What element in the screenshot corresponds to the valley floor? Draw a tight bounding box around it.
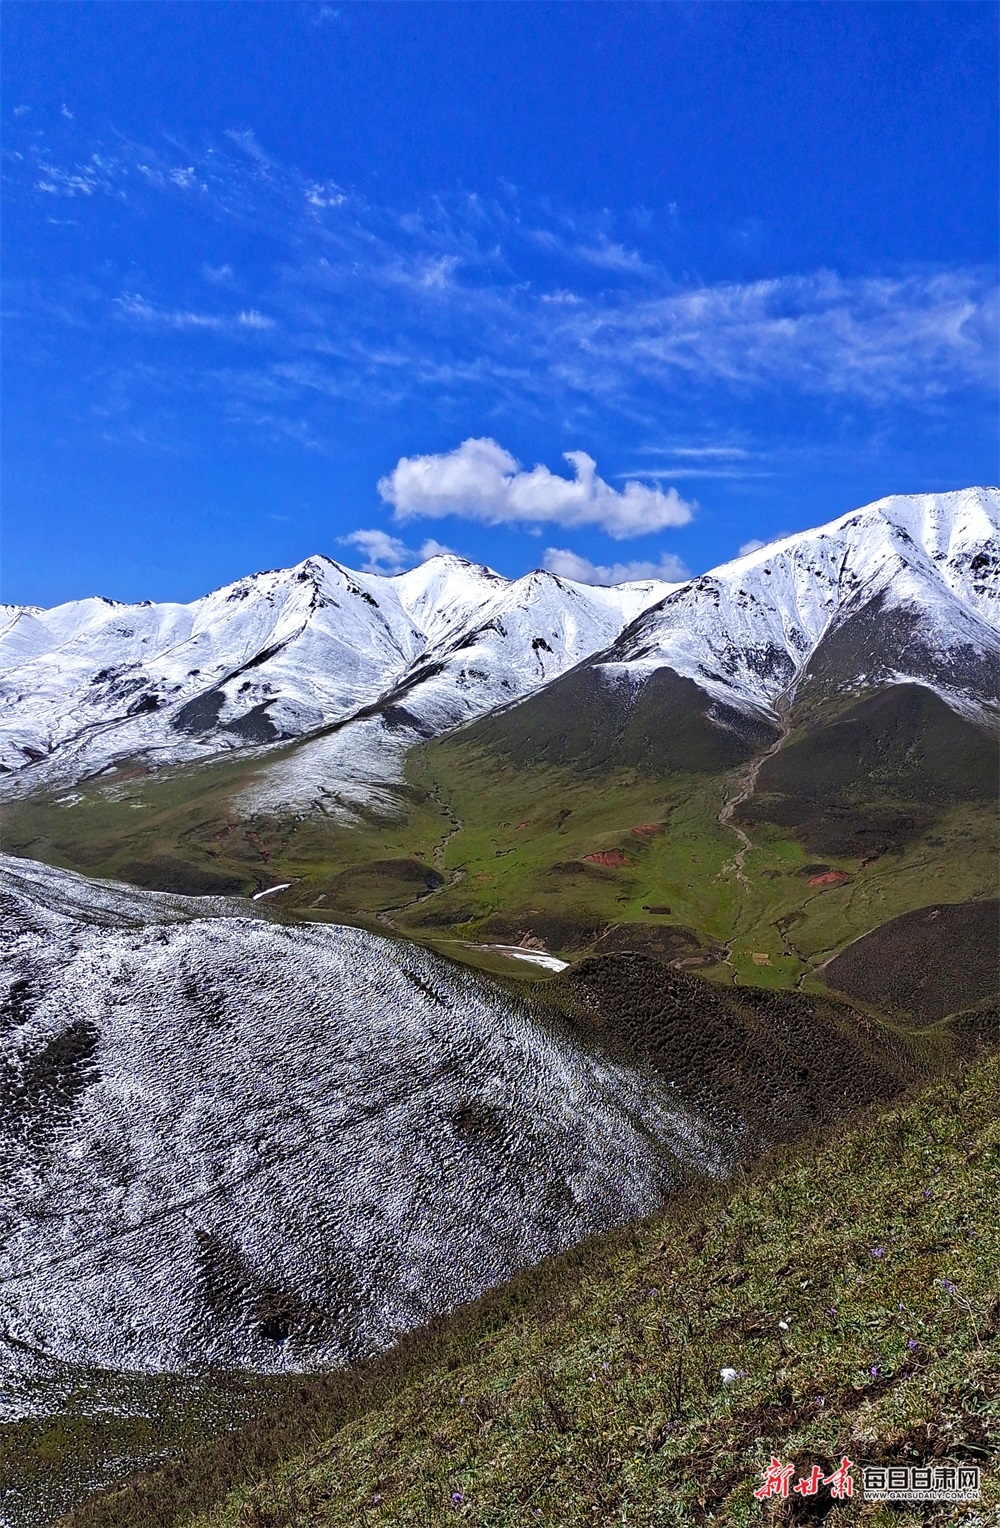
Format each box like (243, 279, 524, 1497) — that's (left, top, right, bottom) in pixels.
(3, 731, 996, 1005)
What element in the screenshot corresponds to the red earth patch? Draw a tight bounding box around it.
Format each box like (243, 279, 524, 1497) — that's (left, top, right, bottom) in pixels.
(584, 850, 631, 867)
(808, 870, 851, 887)
(631, 823, 664, 837)
(516, 820, 530, 830)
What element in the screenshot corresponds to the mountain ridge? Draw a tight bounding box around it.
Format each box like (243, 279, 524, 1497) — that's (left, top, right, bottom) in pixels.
(0, 553, 676, 802)
(1, 488, 997, 820)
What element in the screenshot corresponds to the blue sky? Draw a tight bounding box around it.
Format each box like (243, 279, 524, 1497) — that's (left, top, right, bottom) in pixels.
(3, 1, 997, 606)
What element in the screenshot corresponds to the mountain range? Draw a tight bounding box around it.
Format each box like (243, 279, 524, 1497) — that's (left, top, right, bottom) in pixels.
(2, 488, 997, 822)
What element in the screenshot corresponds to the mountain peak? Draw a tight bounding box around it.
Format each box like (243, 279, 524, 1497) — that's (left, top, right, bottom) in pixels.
(1, 488, 996, 801)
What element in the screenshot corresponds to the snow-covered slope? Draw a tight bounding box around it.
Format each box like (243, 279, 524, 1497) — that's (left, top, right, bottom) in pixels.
(2, 489, 997, 815)
(592, 486, 1000, 724)
(0, 554, 672, 802)
(0, 855, 719, 1398)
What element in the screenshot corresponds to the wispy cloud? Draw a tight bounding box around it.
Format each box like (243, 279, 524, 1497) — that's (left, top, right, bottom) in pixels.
(529, 226, 655, 277)
(651, 445, 751, 460)
(543, 546, 690, 585)
(113, 294, 274, 333)
(559, 271, 998, 403)
(34, 151, 122, 198)
(379, 438, 695, 539)
(9, 124, 998, 454)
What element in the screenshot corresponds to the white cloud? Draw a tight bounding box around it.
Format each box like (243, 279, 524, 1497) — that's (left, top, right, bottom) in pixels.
(379, 438, 695, 541)
(337, 529, 458, 573)
(305, 180, 346, 209)
(338, 529, 412, 573)
(543, 547, 690, 586)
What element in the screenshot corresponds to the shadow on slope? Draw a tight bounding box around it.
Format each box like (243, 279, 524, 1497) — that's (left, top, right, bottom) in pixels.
(542, 954, 942, 1158)
(456, 664, 779, 776)
(736, 683, 998, 858)
(792, 588, 1000, 719)
(824, 898, 1000, 1023)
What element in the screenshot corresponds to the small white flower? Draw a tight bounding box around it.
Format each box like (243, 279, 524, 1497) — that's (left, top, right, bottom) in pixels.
(720, 1366, 739, 1385)
(778, 1320, 789, 1330)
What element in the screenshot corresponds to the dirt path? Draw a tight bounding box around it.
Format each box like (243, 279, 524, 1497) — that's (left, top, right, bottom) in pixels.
(377, 784, 465, 931)
(430, 784, 464, 874)
(714, 682, 800, 984)
(717, 687, 796, 889)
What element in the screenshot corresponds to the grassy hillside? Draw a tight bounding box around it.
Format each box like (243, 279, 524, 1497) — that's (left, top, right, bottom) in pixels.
(825, 900, 1000, 1023)
(2, 681, 996, 998)
(54, 1045, 1000, 1528)
(737, 685, 999, 860)
(416, 734, 998, 991)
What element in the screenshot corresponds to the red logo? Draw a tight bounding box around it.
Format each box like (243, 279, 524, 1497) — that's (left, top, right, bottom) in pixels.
(755, 1456, 854, 1501)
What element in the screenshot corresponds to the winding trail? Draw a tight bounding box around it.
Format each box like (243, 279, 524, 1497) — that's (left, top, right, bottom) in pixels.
(715, 681, 799, 982)
(717, 687, 796, 888)
(377, 783, 465, 931)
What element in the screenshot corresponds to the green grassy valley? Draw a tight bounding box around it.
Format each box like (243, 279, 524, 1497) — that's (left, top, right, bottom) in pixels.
(3, 683, 997, 1006)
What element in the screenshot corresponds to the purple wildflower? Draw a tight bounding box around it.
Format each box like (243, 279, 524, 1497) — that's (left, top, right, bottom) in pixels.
(452, 1491, 465, 1507)
(870, 1247, 885, 1259)
(908, 1337, 918, 1351)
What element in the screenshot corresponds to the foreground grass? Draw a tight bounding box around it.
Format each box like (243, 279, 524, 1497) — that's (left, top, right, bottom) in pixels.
(61, 1050, 1000, 1528)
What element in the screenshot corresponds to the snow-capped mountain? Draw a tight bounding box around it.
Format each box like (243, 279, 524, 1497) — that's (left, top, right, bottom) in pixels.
(0, 553, 672, 804)
(1, 489, 997, 816)
(567, 486, 1000, 727)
